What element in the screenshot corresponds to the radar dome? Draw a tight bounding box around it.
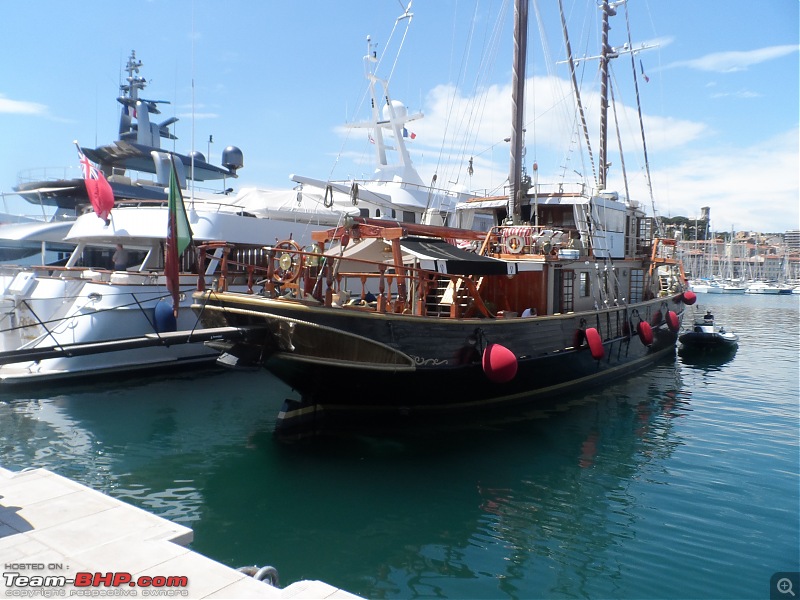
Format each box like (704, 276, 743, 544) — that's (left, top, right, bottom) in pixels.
(222, 146, 244, 174)
(382, 100, 407, 123)
(189, 150, 206, 163)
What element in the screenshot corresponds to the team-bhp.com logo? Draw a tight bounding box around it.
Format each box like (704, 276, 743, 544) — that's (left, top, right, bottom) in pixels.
(3, 566, 189, 597)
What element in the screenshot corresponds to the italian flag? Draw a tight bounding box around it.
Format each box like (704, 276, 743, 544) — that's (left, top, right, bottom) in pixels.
(165, 159, 193, 317)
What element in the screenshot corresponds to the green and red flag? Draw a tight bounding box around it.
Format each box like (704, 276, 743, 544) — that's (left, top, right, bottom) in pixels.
(165, 158, 193, 317)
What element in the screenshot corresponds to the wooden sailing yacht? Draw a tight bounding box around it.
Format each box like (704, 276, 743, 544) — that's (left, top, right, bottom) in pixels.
(190, 0, 696, 436)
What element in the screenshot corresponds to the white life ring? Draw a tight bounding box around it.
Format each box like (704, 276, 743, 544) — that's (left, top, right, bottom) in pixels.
(506, 234, 525, 254)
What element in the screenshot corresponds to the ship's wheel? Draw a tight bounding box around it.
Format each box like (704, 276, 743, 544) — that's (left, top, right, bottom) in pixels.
(271, 240, 303, 284)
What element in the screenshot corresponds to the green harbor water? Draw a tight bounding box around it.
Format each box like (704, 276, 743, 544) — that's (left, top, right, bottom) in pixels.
(1, 293, 798, 599)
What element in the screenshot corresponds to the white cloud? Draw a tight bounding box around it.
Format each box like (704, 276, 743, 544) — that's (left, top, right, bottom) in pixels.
(407, 74, 708, 197)
(667, 44, 800, 73)
(330, 70, 797, 234)
(0, 95, 47, 115)
(638, 129, 800, 233)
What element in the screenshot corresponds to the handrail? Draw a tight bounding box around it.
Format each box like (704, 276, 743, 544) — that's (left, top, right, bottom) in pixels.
(196, 242, 494, 318)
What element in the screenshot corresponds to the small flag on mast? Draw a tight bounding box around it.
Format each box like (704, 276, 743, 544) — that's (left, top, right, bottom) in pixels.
(640, 60, 650, 83)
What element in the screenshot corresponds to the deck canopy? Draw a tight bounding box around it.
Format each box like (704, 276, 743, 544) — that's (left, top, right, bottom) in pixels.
(399, 237, 508, 275)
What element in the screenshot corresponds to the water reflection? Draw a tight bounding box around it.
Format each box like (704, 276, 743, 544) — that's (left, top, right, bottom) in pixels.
(186, 360, 688, 597)
(678, 344, 738, 369)
(0, 369, 286, 525)
(1, 294, 794, 599)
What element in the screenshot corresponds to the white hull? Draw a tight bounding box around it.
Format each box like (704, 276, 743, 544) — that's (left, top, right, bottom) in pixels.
(690, 283, 746, 294)
(745, 283, 782, 294)
(0, 200, 312, 384)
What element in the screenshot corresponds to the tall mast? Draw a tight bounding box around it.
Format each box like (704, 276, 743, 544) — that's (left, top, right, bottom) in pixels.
(507, 0, 528, 224)
(598, 1, 617, 191)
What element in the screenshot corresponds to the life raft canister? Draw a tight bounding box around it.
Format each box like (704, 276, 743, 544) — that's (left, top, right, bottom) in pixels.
(482, 343, 518, 383)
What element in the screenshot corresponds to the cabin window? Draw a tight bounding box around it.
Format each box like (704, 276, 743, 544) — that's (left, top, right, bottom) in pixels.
(402, 211, 416, 223)
(359, 208, 370, 218)
(376, 209, 381, 217)
(579, 272, 591, 297)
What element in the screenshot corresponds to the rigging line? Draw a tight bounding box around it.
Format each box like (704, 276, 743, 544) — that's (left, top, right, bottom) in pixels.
(528, 0, 551, 168)
(608, 79, 632, 204)
(328, 14, 403, 183)
(386, 7, 414, 85)
(435, 0, 505, 193)
(558, 0, 597, 188)
(453, 0, 510, 187)
(374, 8, 402, 81)
(6, 292, 177, 338)
(446, 0, 509, 195)
(432, 0, 481, 184)
(622, 1, 662, 236)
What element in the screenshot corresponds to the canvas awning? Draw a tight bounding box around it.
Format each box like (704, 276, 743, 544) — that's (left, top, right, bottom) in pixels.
(399, 237, 509, 275)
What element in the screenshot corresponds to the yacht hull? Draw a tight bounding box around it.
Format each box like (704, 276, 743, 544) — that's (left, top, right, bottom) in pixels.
(196, 291, 682, 435)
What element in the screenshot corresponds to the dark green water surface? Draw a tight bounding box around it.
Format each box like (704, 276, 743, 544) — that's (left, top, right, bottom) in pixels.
(1, 294, 797, 599)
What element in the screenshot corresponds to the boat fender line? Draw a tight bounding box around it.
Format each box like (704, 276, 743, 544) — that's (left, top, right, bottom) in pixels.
(482, 343, 518, 383)
(637, 321, 654, 346)
(323, 184, 334, 208)
(651, 310, 662, 326)
(506, 234, 524, 254)
(585, 327, 604, 360)
(350, 182, 359, 205)
(680, 290, 697, 305)
(666, 310, 680, 332)
(237, 565, 279, 587)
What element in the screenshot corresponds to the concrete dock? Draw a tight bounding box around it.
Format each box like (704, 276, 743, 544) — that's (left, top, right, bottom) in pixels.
(0, 466, 361, 599)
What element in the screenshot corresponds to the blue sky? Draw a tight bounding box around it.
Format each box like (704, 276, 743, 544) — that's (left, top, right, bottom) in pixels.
(1, 0, 798, 233)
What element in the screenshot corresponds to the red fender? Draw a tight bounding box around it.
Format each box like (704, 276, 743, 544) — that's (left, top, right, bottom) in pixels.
(637, 321, 654, 346)
(585, 327, 604, 360)
(651, 310, 663, 326)
(666, 310, 680, 332)
(682, 290, 697, 305)
(482, 343, 518, 383)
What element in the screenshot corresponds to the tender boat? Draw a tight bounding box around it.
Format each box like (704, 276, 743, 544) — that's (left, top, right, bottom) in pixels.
(191, 1, 696, 436)
(678, 310, 738, 351)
